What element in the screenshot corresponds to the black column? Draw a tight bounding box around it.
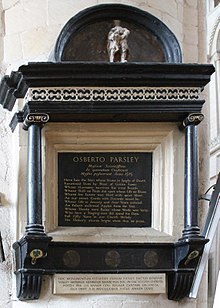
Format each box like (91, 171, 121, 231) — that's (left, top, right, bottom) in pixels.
(181, 113, 204, 239)
(24, 114, 49, 235)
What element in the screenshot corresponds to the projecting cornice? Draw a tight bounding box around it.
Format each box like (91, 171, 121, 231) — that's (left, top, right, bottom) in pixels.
(0, 62, 215, 111)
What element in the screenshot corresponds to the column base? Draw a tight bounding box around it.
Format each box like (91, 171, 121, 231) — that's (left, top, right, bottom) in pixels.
(25, 224, 46, 236)
(180, 226, 205, 241)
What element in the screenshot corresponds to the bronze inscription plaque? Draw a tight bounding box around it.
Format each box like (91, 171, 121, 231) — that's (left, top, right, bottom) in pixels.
(58, 152, 152, 227)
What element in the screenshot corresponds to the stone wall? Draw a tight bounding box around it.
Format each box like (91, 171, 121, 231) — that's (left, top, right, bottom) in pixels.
(0, 1, 210, 307)
(206, 1, 220, 307)
(1, 0, 201, 72)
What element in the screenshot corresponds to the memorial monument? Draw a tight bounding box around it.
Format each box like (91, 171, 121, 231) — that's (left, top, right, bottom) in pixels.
(0, 3, 216, 302)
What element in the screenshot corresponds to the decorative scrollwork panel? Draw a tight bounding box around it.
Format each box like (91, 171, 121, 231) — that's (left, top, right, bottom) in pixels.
(25, 87, 201, 103)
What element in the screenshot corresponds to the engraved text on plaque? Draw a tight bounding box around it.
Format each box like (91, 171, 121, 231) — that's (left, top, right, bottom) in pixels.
(53, 273, 166, 294)
(58, 152, 152, 227)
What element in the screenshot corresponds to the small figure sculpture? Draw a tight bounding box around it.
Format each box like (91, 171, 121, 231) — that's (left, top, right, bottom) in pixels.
(107, 25, 130, 63)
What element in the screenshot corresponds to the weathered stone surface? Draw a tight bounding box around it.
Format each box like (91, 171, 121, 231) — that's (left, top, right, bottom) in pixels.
(4, 0, 47, 35)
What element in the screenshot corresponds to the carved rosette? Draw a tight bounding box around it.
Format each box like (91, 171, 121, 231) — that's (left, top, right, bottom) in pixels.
(23, 113, 50, 129)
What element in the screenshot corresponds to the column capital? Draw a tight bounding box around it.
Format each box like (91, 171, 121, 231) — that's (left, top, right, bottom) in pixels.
(182, 113, 204, 128)
(23, 113, 49, 130)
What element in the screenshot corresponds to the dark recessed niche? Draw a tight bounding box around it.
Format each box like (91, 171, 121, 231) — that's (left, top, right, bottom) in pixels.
(52, 4, 182, 63)
(62, 20, 165, 62)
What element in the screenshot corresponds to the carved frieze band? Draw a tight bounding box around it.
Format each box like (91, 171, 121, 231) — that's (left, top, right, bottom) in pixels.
(24, 87, 201, 103)
(23, 113, 50, 129)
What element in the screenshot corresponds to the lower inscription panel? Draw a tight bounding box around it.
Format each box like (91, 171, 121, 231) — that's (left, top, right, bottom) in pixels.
(58, 152, 152, 227)
(53, 273, 166, 294)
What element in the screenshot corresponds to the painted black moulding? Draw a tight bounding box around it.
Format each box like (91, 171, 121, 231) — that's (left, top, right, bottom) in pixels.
(0, 62, 215, 112)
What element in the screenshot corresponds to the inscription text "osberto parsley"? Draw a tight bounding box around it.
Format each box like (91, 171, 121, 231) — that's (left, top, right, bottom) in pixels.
(72, 156, 140, 163)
